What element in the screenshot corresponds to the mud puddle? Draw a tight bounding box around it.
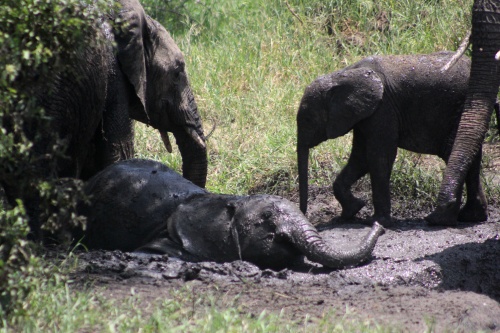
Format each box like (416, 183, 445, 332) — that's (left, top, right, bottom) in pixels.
(72, 212, 500, 332)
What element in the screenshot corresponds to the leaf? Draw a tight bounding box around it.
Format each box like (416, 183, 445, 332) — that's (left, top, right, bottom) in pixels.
(22, 50, 30, 60)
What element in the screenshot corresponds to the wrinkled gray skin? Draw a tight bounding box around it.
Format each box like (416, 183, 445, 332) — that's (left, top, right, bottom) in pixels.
(297, 52, 488, 227)
(1, 0, 207, 239)
(428, 0, 500, 225)
(4, 0, 206, 187)
(79, 159, 384, 270)
(46, 0, 207, 184)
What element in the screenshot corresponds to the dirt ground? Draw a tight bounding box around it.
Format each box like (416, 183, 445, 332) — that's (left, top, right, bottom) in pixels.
(71, 143, 500, 332)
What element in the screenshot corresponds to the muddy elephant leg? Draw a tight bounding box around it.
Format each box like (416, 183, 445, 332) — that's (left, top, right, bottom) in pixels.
(81, 69, 135, 179)
(101, 69, 135, 164)
(458, 150, 488, 222)
(333, 131, 368, 219)
(366, 136, 397, 227)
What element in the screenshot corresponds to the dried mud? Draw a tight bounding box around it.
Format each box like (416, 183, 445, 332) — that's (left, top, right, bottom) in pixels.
(71, 144, 500, 332)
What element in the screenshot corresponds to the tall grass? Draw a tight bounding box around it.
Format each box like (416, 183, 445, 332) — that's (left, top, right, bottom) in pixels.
(136, 0, 472, 197)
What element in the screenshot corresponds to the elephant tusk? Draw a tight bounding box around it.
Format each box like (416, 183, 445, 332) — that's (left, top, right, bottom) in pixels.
(441, 31, 470, 73)
(185, 127, 206, 149)
(160, 131, 173, 153)
(495, 50, 500, 61)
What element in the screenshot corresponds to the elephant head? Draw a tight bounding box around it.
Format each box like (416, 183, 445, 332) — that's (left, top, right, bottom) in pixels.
(297, 68, 384, 213)
(159, 194, 384, 269)
(114, 0, 207, 187)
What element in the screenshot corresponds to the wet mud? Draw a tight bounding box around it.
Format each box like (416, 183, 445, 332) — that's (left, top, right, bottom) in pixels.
(70, 143, 500, 332)
(72, 205, 500, 332)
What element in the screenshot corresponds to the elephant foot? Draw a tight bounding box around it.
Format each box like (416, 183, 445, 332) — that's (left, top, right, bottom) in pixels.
(340, 197, 365, 219)
(373, 215, 394, 228)
(426, 201, 459, 226)
(458, 202, 488, 223)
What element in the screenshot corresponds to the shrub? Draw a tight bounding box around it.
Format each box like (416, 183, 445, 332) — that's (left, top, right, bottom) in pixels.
(0, 0, 106, 317)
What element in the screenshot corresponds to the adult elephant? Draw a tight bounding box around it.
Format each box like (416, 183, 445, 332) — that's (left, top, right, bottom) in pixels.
(0, 0, 207, 240)
(33, 0, 207, 186)
(427, 0, 500, 225)
(78, 159, 384, 270)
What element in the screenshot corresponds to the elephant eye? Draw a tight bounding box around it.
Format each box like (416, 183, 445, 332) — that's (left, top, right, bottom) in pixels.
(173, 71, 181, 81)
(261, 210, 272, 219)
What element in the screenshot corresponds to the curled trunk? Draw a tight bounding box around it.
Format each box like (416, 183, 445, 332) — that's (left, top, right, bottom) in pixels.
(280, 220, 384, 269)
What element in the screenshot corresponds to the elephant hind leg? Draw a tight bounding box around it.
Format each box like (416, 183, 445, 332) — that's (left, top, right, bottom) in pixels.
(458, 150, 488, 223)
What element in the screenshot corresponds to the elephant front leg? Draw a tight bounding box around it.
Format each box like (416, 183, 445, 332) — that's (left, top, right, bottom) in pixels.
(366, 140, 397, 227)
(333, 133, 368, 219)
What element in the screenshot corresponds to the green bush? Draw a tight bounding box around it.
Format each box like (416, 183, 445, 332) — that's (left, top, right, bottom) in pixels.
(0, 203, 37, 318)
(0, 0, 107, 317)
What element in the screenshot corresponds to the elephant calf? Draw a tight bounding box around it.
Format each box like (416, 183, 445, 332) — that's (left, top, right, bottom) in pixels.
(78, 159, 384, 270)
(297, 51, 488, 226)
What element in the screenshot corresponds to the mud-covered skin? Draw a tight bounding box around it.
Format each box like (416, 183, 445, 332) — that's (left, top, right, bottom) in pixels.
(80, 159, 207, 252)
(297, 51, 487, 227)
(80, 159, 384, 269)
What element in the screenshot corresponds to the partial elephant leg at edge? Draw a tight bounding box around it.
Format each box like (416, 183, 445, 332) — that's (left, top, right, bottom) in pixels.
(458, 150, 488, 222)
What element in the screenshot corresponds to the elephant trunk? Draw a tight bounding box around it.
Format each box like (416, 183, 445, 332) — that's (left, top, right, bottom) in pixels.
(173, 89, 208, 188)
(437, 5, 500, 208)
(297, 145, 310, 214)
(179, 139, 207, 188)
(279, 218, 384, 269)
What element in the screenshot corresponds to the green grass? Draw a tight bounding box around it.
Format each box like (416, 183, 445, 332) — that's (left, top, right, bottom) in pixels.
(136, 0, 472, 196)
(4, 0, 488, 331)
(2, 261, 395, 333)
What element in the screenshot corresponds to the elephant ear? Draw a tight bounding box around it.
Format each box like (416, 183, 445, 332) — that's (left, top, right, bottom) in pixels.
(225, 200, 243, 260)
(326, 67, 383, 138)
(114, 0, 150, 121)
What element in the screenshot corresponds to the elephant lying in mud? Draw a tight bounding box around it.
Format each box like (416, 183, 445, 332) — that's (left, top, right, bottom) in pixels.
(297, 51, 487, 227)
(78, 159, 384, 269)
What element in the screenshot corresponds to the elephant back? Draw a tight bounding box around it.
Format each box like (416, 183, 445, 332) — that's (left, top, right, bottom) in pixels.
(80, 158, 207, 251)
(356, 52, 471, 155)
(355, 51, 470, 95)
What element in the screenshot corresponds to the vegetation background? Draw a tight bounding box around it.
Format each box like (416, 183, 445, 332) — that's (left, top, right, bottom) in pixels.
(3, 0, 495, 331)
(137, 0, 478, 201)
